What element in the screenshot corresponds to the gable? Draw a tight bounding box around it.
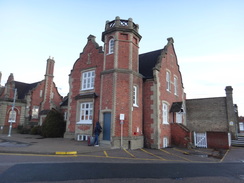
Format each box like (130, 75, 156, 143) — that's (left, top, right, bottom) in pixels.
(71, 35, 103, 73)
(139, 38, 184, 88)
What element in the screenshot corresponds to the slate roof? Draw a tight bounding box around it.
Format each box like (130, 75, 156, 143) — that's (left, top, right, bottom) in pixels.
(60, 95, 68, 107)
(14, 81, 41, 99)
(39, 110, 50, 115)
(139, 49, 163, 79)
(170, 102, 183, 113)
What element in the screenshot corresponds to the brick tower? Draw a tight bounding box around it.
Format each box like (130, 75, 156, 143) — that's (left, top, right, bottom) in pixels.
(225, 86, 238, 139)
(100, 17, 143, 149)
(41, 57, 55, 110)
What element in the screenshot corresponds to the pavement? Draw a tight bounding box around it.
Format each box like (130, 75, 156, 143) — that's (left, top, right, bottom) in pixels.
(0, 133, 112, 155)
(0, 133, 243, 163)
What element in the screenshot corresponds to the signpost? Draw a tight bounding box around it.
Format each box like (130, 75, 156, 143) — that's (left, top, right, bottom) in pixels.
(120, 114, 125, 148)
(8, 88, 17, 137)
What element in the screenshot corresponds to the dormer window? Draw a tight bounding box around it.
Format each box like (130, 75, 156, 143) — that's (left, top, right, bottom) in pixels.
(108, 38, 114, 54)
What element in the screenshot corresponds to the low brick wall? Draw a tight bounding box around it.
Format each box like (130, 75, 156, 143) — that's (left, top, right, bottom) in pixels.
(207, 131, 230, 149)
(171, 123, 191, 148)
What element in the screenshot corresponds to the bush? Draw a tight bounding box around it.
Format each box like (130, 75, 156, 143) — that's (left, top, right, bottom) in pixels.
(41, 109, 66, 138)
(18, 125, 31, 134)
(30, 125, 42, 135)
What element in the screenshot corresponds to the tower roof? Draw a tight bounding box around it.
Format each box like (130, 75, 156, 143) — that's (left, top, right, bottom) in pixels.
(102, 16, 141, 41)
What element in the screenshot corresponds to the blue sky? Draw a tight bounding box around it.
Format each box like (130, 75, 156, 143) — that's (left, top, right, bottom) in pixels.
(0, 0, 243, 116)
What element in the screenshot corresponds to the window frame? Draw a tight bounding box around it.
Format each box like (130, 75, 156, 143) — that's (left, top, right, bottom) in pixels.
(77, 102, 93, 124)
(64, 111, 67, 121)
(108, 38, 114, 54)
(32, 106, 39, 119)
(166, 71, 171, 92)
(162, 102, 169, 124)
(163, 137, 168, 148)
(176, 112, 182, 123)
(81, 70, 95, 91)
(133, 85, 138, 107)
(40, 90, 43, 98)
(174, 76, 178, 96)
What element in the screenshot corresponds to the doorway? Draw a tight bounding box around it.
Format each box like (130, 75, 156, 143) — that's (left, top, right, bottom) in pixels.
(103, 112, 111, 141)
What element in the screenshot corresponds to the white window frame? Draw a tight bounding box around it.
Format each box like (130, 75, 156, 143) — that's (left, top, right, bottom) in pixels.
(32, 106, 39, 119)
(81, 70, 95, 91)
(133, 85, 138, 107)
(174, 76, 178, 96)
(162, 103, 169, 124)
(108, 38, 114, 54)
(51, 92, 54, 99)
(64, 111, 67, 121)
(163, 137, 168, 148)
(176, 112, 182, 123)
(240, 122, 244, 131)
(166, 71, 171, 91)
(40, 90, 43, 97)
(77, 102, 93, 124)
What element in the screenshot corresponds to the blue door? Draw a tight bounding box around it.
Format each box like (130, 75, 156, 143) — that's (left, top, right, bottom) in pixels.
(103, 112, 111, 141)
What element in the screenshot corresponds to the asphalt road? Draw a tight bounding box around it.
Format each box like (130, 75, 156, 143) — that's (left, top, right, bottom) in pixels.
(0, 161, 244, 183)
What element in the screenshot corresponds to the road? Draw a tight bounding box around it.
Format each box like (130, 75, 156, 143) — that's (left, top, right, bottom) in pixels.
(0, 154, 244, 183)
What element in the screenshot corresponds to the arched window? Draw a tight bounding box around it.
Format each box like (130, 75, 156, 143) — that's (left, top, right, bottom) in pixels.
(108, 39, 114, 54)
(162, 102, 169, 124)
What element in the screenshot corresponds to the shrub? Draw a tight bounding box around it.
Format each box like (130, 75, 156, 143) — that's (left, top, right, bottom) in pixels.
(18, 125, 31, 134)
(41, 109, 66, 138)
(30, 125, 42, 135)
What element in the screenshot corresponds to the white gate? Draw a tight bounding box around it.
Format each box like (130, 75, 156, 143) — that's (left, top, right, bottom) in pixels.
(194, 132, 207, 148)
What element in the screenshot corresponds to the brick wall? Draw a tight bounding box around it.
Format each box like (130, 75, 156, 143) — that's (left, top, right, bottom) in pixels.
(186, 97, 228, 132)
(155, 43, 185, 148)
(66, 35, 104, 137)
(207, 132, 230, 149)
(171, 123, 191, 147)
(143, 80, 154, 148)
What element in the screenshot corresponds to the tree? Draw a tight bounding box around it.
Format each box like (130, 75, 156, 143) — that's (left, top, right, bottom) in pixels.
(41, 109, 66, 138)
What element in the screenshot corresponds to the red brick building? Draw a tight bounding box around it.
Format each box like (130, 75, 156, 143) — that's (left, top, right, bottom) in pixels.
(0, 57, 63, 133)
(64, 17, 186, 149)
